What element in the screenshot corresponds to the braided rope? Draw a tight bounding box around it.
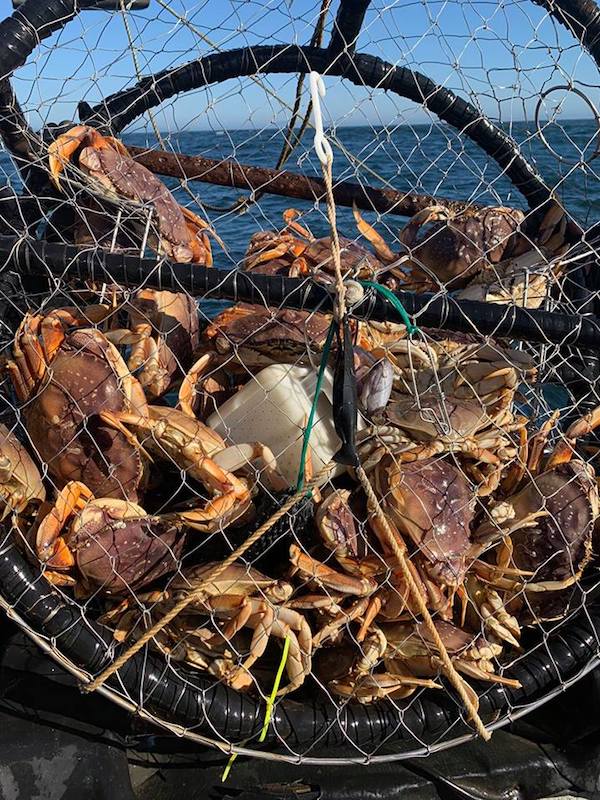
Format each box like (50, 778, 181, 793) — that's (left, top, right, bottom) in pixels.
(355, 465, 491, 740)
(83, 462, 334, 693)
(319, 143, 491, 740)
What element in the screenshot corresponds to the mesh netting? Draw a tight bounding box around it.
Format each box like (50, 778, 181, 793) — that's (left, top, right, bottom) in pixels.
(0, 0, 599, 764)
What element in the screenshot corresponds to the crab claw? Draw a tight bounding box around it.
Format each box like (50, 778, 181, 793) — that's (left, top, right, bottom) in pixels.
(547, 405, 600, 468)
(36, 481, 94, 567)
(398, 205, 451, 248)
(283, 208, 313, 240)
(180, 206, 225, 266)
(48, 125, 130, 189)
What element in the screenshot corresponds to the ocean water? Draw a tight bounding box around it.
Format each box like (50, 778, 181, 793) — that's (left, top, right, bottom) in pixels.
(1, 119, 598, 267)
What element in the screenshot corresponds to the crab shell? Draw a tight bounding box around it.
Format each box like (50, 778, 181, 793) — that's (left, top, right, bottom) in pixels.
(0, 423, 45, 513)
(207, 304, 332, 360)
(384, 620, 502, 663)
(22, 328, 147, 500)
(400, 206, 525, 287)
(244, 218, 381, 281)
(51, 125, 212, 265)
(508, 460, 598, 588)
(68, 498, 186, 594)
(300, 236, 382, 279)
(376, 456, 475, 587)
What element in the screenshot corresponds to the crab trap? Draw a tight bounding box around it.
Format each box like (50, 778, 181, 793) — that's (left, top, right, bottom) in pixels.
(0, 0, 599, 766)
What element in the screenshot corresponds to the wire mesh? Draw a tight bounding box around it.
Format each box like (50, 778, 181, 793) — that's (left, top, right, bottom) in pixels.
(0, 0, 599, 764)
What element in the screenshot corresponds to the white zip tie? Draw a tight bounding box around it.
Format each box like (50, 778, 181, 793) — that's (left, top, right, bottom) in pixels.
(309, 71, 333, 167)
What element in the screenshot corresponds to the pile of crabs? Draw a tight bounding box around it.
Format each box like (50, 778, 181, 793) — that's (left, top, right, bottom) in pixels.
(0, 124, 598, 708)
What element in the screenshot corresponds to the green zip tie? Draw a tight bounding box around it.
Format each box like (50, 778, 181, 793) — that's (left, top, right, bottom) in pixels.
(295, 319, 337, 491)
(221, 635, 291, 782)
(359, 280, 420, 336)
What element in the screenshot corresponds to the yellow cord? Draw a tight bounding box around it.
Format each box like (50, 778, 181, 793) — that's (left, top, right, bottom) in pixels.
(222, 635, 291, 782)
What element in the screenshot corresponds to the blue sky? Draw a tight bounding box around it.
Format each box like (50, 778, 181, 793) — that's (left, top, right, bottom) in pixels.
(6, 0, 600, 132)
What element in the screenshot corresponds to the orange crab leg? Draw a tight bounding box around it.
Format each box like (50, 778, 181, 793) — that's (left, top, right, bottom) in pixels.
(95, 412, 154, 462)
(356, 594, 383, 642)
(547, 405, 600, 468)
(454, 660, 521, 689)
(352, 203, 397, 263)
(176, 473, 251, 532)
(178, 353, 215, 417)
(7, 358, 34, 402)
(48, 125, 128, 188)
(527, 410, 560, 474)
(104, 324, 166, 397)
(180, 205, 225, 266)
(11, 314, 46, 393)
(247, 243, 303, 267)
(36, 481, 94, 566)
(290, 544, 378, 597)
(283, 208, 313, 240)
(501, 423, 529, 495)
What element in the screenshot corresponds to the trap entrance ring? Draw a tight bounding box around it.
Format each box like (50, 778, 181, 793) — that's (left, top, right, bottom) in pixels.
(0, 0, 599, 763)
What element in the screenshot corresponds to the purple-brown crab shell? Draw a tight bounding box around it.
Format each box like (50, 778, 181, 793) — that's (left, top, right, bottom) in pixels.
(70, 506, 185, 595)
(381, 457, 475, 586)
(405, 208, 523, 286)
(303, 236, 382, 276)
(81, 143, 197, 263)
(509, 460, 597, 586)
(213, 306, 331, 356)
(23, 329, 143, 500)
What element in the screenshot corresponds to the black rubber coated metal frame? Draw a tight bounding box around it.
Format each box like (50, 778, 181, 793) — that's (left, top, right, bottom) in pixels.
(0, 0, 600, 758)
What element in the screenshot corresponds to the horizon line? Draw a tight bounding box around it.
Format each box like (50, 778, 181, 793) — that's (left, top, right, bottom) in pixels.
(124, 116, 593, 134)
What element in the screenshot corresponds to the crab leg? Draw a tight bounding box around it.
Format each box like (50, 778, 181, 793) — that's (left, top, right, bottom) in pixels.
(178, 353, 216, 417)
(174, 459, 251, 532)
(453, 659, 521, 689)
(290, 544, 378, 597)
(313, 596, 371, 648)
(272, 608, 313, 696)
(213, 442, 289, 492)
(8, 315, 46, 399)
(501, 424, 529, 494)
(95, 412, 153, 462)
(36, 481, 94, 566)
(209, 595, 276, 674)
(547, 405, 600, 468)
(527, 410, 560, 474)
(248, 243, 304, 267)
(352, 203, 397, 263)
(105, 324, 166, 397)
(333, 670, 441, 702)
(282, 208, 313, 240)
(6, 360, 33, 403)
(180, 205, 225, 264)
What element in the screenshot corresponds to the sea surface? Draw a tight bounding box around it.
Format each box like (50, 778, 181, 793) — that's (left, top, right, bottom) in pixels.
(1, 119, 599, 268)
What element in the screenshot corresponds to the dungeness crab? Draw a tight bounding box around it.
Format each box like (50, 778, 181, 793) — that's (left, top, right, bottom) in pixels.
(354, 201, 567, 291)
(48, 125, 216, 264)
(7, 309, 148, 500)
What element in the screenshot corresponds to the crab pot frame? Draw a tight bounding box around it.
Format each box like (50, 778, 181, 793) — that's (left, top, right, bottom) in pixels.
(0, 0, 599, 763)
(1, 235, 599, 350)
